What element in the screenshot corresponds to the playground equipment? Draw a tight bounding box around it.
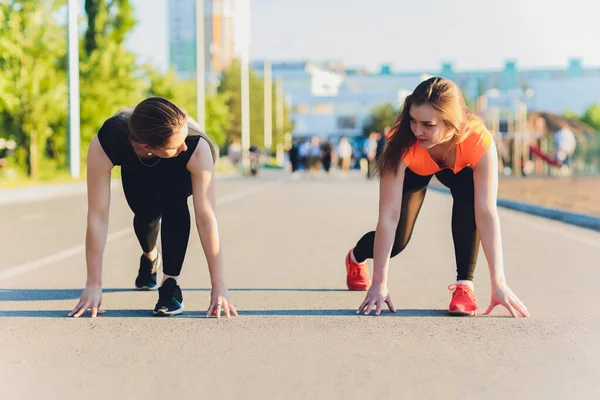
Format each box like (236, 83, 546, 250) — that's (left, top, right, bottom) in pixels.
(529, 144, 562, 168)
(480, 100, 566, 177)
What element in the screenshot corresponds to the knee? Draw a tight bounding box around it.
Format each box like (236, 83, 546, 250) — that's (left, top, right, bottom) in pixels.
(134, 214, 161, 227)
(453, 198, 477, 220)
(160, 200, 190, 221)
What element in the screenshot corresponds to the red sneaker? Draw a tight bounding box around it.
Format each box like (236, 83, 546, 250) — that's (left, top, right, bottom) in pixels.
(448, 284, 477, 316)
(345, 249, 370, 291)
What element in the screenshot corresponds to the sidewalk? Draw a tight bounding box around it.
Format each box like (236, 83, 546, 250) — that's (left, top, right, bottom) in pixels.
(2, 172, 599, 400)
(0, 172, 240, 205)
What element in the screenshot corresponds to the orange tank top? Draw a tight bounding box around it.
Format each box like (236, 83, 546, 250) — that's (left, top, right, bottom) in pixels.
(401, 120, 493, 176)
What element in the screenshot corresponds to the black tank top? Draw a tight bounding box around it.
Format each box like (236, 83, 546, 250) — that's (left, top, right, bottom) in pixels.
(96, 115, 203, 196)
(97, 115, 202, 167)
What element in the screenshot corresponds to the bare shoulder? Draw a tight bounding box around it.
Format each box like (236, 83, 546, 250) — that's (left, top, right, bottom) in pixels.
(187, 137, 215, 176)
(88, 136, 114, 172)
(380, 160, 406, 188)
(473, 140, 498, 175)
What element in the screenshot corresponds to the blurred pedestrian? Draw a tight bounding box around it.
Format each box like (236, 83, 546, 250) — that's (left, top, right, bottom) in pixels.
(364, 132, 378, 179)
(321, 139, 333, 175)
(337, 136, 353, 173)
(554, 123, 577, 169)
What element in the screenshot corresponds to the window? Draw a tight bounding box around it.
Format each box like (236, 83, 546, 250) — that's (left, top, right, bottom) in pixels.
(296, 104, 310, 115)
(337, 116, 356, 130)
(312, 103, 334, 115)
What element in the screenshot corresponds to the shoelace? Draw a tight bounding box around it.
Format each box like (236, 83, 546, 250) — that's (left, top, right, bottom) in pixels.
(350, 265, 365, 276)
(448, 284, 476, 302)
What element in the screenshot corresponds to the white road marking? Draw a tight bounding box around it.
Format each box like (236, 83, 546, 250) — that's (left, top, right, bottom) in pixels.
(0, 180, 280, 281)
(19, 213, 45, 221)
(509, 213, 600, 249)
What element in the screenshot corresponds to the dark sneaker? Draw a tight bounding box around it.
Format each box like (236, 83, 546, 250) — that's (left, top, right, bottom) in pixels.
(135, 253, 161, 290)
(153, 278, 184, 316)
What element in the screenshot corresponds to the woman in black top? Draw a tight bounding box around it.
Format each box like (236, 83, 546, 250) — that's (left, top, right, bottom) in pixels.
(69, 97, 238, 318)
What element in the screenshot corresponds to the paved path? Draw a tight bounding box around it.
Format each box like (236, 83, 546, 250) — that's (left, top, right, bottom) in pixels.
(1, 170, 599, 399)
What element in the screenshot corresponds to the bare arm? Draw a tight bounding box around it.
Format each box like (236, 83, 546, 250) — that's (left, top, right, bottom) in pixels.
(372, 162, 407, 285)
(472, 142, 505, 283)
(69, 136, 113, 317)
(85, 136, 113, 284)
(473, 141, 529, 317)
(188, 139, 224, 285)
(187, 139, 237, 318)
(359, 161, 406, 315)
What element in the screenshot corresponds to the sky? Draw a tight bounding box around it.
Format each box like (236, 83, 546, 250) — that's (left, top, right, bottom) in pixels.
(126, 0, 600, 73)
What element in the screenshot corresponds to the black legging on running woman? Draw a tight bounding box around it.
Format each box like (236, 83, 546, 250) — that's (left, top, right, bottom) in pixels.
(121, 164, 192, 277)
(352, 167, 480, 281)
(97, 116, 202, 277)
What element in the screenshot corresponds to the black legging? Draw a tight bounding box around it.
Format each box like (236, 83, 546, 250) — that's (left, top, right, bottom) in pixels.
(121, 165, 192, 277)
(353, 167, 480, 281)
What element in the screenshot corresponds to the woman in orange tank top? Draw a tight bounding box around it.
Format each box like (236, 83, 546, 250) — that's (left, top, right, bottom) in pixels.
(345, 77, 529, 318)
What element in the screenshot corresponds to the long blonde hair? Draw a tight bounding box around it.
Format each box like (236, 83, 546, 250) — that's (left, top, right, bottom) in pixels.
(378, 77, 481, 176)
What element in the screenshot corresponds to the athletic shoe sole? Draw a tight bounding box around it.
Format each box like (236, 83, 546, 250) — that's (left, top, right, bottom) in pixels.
(152, 304, 184, 317)
(347, 284, 369, 291)
(135, 285, 158, 291)
(448, 309, 477, 316)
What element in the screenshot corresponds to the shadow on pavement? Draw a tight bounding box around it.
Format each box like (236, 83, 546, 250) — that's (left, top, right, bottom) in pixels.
(0, 308, 453, 318)
(0, 287, 349, 301)
(238, 309, 450, 317)
(0, 288, 136, 301)
(0, 309, 151, 318)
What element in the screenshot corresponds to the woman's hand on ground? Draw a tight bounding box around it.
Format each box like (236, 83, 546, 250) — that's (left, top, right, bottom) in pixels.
(357, 283, 396, 316)
(206, 285, 238, 318)
(68, 283, 105, 318)
(484, 282, 529, 317)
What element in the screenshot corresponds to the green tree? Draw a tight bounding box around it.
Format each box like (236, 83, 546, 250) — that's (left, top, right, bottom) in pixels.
(79, 0, 145, 157)
(144, 67, 193, 107)
(204, 92, 231, 148)
(563, 109, 580, 120)
(218, 60, 263, 146)
(0, 1, 68, 178)
(145, 67, 230, 147)
(84, 0, 136, 54)
(217, 60, 293, 149)
(462, 90, 476, 110)
(363, 103, 398, 136)
(581, 104, 600, 131)
(0, 17, 20, 114)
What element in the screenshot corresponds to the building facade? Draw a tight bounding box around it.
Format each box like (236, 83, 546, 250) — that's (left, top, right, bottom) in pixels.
(168, 0, 239, 83)
(253, 58, 600, 138)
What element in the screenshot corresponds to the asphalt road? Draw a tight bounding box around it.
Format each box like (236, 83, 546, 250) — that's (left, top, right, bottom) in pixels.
(1, 170, 599, 399)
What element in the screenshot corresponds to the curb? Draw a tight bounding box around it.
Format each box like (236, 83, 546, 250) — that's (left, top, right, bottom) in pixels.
(428, 185, 600, 233)
(0, 181, 91, 205)
(0, 172, 242, 206)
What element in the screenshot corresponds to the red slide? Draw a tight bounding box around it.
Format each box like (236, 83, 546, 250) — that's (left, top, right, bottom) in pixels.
(529, 145, 562, 167)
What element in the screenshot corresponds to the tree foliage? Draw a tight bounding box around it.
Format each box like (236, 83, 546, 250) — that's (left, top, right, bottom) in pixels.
(363, 103, 398, 136)
(0, 1, 294, 180)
